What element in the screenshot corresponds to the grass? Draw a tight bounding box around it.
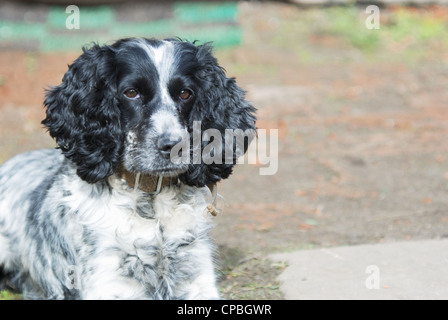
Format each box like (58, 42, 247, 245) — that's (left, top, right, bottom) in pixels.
(218, 258, 285, 300)
(266, 6, 448, 65)
(316, 7, 448, 52)
(0, 290, 21, 300)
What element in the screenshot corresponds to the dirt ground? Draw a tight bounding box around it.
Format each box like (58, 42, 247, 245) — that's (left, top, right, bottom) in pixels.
(1, 2, 448, 299)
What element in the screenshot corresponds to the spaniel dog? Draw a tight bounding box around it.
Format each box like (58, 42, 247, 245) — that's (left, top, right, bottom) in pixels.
(0, 38, 256, 299)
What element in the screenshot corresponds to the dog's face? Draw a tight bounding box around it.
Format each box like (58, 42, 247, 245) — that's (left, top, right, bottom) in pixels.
(43, 38, 256, 187)
(115, 39, 197, 177)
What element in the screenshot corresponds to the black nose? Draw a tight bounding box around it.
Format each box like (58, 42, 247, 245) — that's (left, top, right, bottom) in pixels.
(157, 134, 182, 159)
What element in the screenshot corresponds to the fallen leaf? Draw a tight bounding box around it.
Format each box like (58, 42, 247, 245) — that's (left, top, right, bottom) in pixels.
(295, 190, 307, 197)
(299, 223, 314, 230)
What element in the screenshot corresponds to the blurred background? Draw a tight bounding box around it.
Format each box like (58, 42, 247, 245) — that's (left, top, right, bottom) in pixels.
(1, 0, 447, 299)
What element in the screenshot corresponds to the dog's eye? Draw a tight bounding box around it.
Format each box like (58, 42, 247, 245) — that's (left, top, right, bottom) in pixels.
(124, 89, 140, 99)
(179, 89, 193, 101)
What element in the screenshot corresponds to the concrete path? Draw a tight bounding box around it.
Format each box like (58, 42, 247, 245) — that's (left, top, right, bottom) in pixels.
(270, 239, 448, 300)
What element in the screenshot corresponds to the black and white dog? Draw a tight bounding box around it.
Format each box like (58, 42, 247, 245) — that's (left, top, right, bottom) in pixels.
(0, 38, 256, 299)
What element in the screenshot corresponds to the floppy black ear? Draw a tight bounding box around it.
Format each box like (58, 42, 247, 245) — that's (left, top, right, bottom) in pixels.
(179, 42, 257, 187)
(42, 44, 122, 183)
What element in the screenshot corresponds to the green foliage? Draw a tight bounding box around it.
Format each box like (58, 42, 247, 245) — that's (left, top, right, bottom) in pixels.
(322, 6, 448, 53)
(0, 290, 21, 300)
(268, 6, 448, 64)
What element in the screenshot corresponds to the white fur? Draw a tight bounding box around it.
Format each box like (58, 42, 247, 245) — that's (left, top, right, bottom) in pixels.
(135, 40, 176, 106)
(151, 110, 186, 138)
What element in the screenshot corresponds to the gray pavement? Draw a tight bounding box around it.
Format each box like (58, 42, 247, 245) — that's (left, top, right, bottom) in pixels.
(270, 239, 448, 300)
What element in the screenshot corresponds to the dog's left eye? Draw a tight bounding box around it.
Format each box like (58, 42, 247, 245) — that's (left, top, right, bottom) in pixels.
(124, 88, 140, 99)
(179, 89, 193, 101)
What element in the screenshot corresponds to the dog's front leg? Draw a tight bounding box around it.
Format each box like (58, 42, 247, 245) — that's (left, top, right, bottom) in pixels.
(182, 241, 220, 300)
(75, 254, 147, 300)
(185, 273, 220, 300)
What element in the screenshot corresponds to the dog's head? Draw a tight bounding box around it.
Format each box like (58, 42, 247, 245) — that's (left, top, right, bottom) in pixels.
(43, 38, 256, 187)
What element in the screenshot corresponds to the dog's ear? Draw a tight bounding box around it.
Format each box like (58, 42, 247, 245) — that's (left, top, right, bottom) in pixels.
(179, 42, 257, 187)
(42, 44, 122, 183)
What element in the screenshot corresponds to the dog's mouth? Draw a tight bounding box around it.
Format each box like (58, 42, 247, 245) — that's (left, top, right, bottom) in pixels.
(147, 167, 188, 177)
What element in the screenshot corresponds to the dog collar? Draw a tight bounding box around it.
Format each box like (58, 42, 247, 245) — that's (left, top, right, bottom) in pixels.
(117, 165, 219, 216)
(115, 165, 218, 216)
(116, 165, 178, 195)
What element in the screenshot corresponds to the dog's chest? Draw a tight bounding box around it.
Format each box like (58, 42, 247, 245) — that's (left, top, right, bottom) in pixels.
(68, 181, 214, 293)
(74, 183, 211, 246)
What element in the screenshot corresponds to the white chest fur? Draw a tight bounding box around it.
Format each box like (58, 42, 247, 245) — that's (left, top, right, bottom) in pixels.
(60, 176, 218, 299)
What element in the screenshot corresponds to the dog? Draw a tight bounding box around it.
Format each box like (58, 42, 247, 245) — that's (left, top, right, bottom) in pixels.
(0, 38, 256, 299)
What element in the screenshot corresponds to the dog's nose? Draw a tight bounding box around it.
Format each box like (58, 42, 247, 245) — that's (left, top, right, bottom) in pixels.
(157, 134, 182, 159)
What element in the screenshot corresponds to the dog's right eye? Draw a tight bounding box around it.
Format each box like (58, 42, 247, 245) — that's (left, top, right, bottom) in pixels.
(179, 89, 193, 102)
(124, 89, 140, 99)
